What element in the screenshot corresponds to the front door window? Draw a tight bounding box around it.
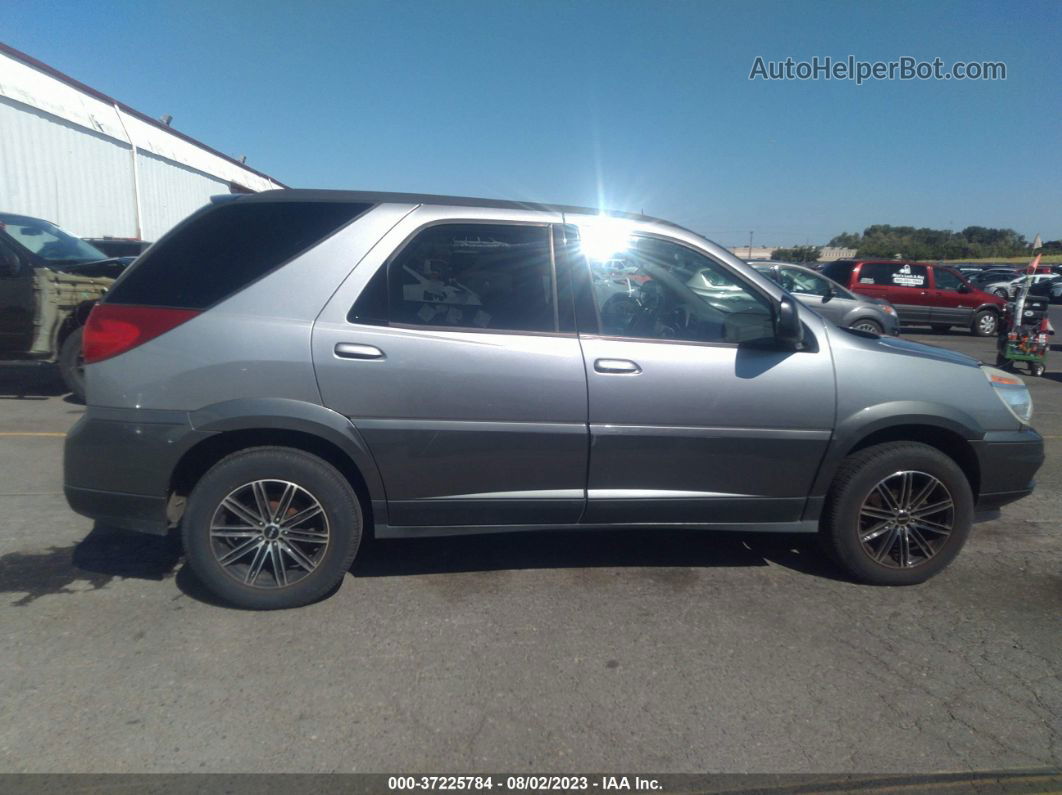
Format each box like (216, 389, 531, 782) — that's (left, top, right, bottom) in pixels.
(583, 234, 773, 344)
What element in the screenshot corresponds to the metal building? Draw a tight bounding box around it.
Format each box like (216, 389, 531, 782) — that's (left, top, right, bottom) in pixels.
(0, 43, 285, 242)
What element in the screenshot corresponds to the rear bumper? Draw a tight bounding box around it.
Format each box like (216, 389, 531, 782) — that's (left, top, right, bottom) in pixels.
(971, 428, 1045, 510)
(64, 485, 170, 535)
(63, 407, 212, 534)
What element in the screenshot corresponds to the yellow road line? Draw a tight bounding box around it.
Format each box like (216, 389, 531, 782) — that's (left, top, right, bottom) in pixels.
(0, 432, 68, 437)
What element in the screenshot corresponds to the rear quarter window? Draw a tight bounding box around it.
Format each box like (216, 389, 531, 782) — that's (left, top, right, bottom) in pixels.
(820, 261, 855, 285)
(105, 201, 371, 308)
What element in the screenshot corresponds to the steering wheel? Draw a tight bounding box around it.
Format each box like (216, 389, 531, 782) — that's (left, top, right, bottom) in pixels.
(599, 294, 642, 335)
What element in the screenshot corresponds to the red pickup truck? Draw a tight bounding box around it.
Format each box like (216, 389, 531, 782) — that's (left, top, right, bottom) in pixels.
(821, 259, 1006, 336)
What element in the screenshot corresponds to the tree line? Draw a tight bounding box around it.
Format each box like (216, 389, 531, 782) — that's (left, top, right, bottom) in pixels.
(770, 226, 1059, 263)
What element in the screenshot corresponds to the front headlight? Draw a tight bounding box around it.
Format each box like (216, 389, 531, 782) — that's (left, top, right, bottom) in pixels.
(982, 366, 1033, 424)
(880, 305, 897, 317)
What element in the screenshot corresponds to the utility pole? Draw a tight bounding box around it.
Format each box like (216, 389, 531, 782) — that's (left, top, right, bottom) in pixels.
(748, 230, 754, 259)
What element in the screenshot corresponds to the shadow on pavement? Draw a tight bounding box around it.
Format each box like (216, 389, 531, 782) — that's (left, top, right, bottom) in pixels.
(351, 528, 847, 582)
(0, 525, 182, 606)
(1, 524, 848, 609)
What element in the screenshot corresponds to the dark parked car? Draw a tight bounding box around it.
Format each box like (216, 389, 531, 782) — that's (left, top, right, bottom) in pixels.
(64, 191, 1043, 609)
(82, 237, 152, 259)
(0, 212, 121, 400)
(821, 259, 1006, 336)
(751, 261, 899, 335)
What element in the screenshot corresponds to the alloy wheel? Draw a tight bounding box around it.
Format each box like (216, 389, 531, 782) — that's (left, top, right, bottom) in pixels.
(979, 313, 997, 334)
(857, 470, 954, 568)
(208, 479, 330, 588)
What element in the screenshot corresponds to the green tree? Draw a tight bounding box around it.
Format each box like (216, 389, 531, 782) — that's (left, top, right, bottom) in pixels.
(826, 225, 1028, 260)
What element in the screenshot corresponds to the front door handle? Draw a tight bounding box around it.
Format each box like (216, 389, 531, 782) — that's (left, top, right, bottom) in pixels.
(334, 343, 385, 360)
(594, 358, 641, 374)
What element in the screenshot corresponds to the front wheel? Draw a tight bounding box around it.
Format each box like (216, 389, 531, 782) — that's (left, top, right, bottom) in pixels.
(820, 442, 973, 585)
(850, 318, 883, 335)
(58, 327, 86, 402)
(971, 309, 998, 337)
(182, 447, 362, 609)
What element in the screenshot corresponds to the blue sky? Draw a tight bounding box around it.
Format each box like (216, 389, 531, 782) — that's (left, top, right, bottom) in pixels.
(5, 0, 1060, 246)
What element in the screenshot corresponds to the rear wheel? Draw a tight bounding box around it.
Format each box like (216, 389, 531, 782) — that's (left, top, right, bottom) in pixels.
(970, 309, 998, 337)
(850, 318, 883, 335)
(182, 447, 362, 609)
(820, 442, 973, 585)
(58, 327, 86, 402)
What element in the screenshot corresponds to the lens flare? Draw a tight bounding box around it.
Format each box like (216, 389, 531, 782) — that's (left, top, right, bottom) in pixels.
(578, 217, 634, 262)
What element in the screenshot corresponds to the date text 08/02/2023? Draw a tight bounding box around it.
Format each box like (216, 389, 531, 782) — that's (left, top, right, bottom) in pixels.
(387, 775, 663, 791)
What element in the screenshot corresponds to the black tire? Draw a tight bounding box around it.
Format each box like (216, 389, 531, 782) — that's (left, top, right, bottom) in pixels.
(820, 442, 973, 585)
(970, 309, 998, 337)
(58, 326, 86, 402)
(849, 318, 883, 335)
(931, 324, 951, 332)
(182, 446, 362, 609)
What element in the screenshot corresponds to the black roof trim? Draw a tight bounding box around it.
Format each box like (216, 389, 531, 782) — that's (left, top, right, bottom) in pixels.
(238, 188, 685, 230)
(0, 42, 287, 189)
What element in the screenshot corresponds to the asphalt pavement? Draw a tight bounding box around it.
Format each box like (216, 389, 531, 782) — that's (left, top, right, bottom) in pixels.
(0, 315, 1058, 775)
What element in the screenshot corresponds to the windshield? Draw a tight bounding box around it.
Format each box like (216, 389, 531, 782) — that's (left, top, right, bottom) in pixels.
(0, 215, 107, 264)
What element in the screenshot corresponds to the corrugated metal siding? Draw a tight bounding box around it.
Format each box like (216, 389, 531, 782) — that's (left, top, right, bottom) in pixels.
(136, 150, 228, 241)
(0, 50, 282, 192)
(0, 48, 285, 242)
(0, 96, 138, 237)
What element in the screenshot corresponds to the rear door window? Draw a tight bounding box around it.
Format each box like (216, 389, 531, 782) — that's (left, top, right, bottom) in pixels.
(820, 260, 855, 285)
(106, 200, 371, 308)
(889, 264, 928, 287)
(857, 263, 928, 287)
(350, 223, 558, 333)
(855, 263, 896, 285)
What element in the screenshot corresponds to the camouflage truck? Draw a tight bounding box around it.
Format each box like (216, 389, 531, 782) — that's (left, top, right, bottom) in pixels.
(1, 213, 131, 402)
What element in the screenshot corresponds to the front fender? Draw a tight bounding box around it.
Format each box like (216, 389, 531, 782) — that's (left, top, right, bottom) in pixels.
(808, 400, 985, 499)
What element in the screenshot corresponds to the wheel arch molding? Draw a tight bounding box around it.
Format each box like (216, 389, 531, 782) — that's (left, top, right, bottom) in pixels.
(178, 398, 388, 522)
(809, 402, 984, 505)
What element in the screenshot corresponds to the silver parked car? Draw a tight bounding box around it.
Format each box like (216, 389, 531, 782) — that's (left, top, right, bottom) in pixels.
(64, 191, 1044, 609)
(750, 261, 899, 335)
(985, 273, 1062, 303)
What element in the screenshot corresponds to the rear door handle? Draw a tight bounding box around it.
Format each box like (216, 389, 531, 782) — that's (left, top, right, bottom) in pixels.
(594, 358, 641, 374)
(334, 343, 385, 360)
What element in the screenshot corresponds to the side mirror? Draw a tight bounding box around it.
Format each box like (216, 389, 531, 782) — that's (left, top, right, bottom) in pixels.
(775, 296, 804, 348)
(957, 283, 971, 293)
(821, 284, 834, 303)
(0, 249, 21, 277)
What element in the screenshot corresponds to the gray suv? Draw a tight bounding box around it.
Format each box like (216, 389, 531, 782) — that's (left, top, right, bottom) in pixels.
(64, 191, 1044, 609)
(751, 261, 900, 335)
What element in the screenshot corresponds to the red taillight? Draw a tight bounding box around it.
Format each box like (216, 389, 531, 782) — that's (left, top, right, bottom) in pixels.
(83, 304, 199, 364)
